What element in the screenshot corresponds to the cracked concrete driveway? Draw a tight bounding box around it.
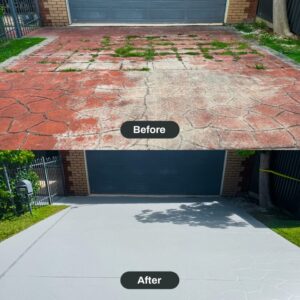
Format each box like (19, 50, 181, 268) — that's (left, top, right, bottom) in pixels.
(1, 197, 300, 300)
(0, 26, 300, 149)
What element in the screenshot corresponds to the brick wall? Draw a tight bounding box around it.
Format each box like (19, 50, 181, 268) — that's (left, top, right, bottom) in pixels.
(221, 151, 248, 197)
(39, 0, 69, 26)
(61, 151, 90, 196)
(226, 0, 259, 24)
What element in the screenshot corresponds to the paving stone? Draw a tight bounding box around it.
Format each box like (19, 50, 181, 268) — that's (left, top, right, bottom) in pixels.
(56, 63, 90, 71)
(0, 104, 27, 118)
(0, 118, 12, 134)
(29, 121, 68, 135)
(27, 100, 58, 113)
(153, 59, 186, 70)
(88, 62, 121, 71)
(276, 111, 300, 127)
(245, 113, 283, 130)
(255, 130, 296, 148)
(9, 114, 45, 133)
(23, 134, 56, 149)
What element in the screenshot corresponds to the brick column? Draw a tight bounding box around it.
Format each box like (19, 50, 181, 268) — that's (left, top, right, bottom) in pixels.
(39, 0, 69, 26)
(61, 151, 90, 196)
(221, 151, 248, 197)
(226, 0, 259, 24)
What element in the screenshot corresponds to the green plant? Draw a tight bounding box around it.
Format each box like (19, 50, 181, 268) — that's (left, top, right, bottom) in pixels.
(255, 63, 265, 70)
(146, 36, 160, 40)
(0, 151, 40, 219)
(253, 21, 268, 30)
(211, 40, 229, 49)
(199, 47, 213, 59)
(171, 47, 182, 61)
(101, 36, 110, 48)
(0, 5, 4, 17)
(114, 45, 155, 61)
(123, 67, 150, 72)
(0, 37, 45, 63)
(236, 150, 256, 158)
(234, 23, 254, 33)
(185, 51, 200, 56)
(0, 205, 68, 241)
(59, 68, 82, 72)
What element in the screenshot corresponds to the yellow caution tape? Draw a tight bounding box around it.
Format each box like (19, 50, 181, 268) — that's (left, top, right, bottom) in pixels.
(260, 169, 300, 183)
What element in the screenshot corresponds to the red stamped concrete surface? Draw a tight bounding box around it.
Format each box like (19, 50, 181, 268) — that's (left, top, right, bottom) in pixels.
(0, 26, 300, 150)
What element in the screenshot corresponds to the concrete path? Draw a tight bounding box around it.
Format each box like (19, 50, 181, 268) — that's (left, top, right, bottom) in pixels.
(0, 196, 300, 299)
(0, 26, 299, 149)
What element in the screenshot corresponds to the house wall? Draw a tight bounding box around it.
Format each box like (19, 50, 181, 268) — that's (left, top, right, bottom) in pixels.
(39, 0, 70, 26)
(39, 0, 258, 26)
(221, 151, 248, 197)
(226, 0, 259, 24)
(61, 151, 90, 196)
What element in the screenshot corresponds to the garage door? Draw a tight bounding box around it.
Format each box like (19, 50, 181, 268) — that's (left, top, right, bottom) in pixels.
(69, 0, 227, 23)
(86, 151, 225, 195)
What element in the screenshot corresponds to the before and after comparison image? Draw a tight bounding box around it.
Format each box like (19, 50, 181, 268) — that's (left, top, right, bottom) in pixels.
(0, 0, 300, 299)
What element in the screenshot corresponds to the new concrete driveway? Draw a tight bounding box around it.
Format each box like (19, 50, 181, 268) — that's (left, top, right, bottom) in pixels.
(0, 197, 300, 300)
(0, 26, 300, 149)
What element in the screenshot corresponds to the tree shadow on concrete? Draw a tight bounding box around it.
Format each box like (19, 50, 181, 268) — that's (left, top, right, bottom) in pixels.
(135, 201, 259, 228)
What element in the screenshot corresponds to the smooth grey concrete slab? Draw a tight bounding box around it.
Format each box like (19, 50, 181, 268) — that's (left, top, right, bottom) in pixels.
(0, 197, 300, 300)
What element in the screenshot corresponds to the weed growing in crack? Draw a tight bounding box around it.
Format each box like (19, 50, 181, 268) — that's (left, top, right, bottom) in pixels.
(210, 40, 229, 49)
(155, 41, 174, 46)
(4, 68, 25, 73)
(156, 52, 173, 56)
(255, 63, 266, 70)
(185, 51, 200, 56)
(219, 50, 241, 60)
(113, 45, 155, 61)
(38, 60, 58, 64)
(101, 36, 111, 48)
(123, 67, 150, 72)
(199, 47, 213, 59)
(59, 68, 82, 72)
(171, 47, 182, 61)
(145, 36, 160, 40)
(237, 42, 249, 50)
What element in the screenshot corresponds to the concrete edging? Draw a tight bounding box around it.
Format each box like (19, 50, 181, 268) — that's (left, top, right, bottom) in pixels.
(0, 36, 57, 69)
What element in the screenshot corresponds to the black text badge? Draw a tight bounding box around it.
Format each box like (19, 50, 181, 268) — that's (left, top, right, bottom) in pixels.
(121, 121, 179, 139)
(121, 271, 179, 289)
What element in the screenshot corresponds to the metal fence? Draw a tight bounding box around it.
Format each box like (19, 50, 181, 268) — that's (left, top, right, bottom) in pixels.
(0, 0, 40, 40)
(257, 0, 300, 35)
(2, 156, 65, 206)
(270, 151, 300, 218)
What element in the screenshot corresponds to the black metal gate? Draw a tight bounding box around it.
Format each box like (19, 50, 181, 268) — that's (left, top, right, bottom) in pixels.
(2, 156, 65, 206)
(287, 0, 300, 35)
(0, 0, 40, 40)
(270, 151, 300, 217)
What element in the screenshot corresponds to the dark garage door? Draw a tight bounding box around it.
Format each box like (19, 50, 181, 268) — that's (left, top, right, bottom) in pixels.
(86, 151, 225, 195)
(69, 0, 227, 23)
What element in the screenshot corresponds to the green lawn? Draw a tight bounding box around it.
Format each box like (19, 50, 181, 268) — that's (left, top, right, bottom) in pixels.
(0, 205, 68, 242)
(0, 37, 45, 63)
(252, 210, 300, 247)
(235, 22, 300, 64)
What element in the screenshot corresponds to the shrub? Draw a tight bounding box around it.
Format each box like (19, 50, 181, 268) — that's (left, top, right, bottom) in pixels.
(0, 151, 40, 219)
